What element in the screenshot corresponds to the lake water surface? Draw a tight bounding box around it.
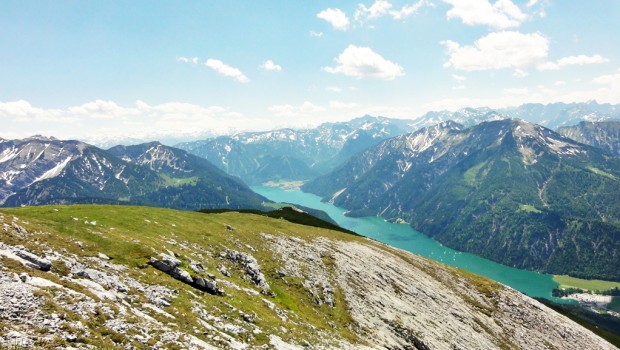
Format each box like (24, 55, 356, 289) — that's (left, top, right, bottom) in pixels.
(253, 185, 561, 300)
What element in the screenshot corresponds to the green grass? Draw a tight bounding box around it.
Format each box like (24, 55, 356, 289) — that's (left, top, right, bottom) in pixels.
(463, 161, 487, 186)
(553, 275, 620, 292)
(160, 174, 199, 187)
(517, 204, 542, 214)
(587, 167, 617, 180)
(0, 204, 364, 348)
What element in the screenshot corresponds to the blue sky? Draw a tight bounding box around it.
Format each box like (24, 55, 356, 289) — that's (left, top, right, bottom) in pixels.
(1, 0, 619, 142)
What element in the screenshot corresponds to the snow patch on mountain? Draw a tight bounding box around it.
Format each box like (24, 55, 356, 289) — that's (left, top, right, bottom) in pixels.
(31, 156, 72, 184)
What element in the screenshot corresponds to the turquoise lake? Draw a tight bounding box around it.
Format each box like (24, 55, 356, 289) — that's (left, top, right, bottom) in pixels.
(252, 185, 562, 300)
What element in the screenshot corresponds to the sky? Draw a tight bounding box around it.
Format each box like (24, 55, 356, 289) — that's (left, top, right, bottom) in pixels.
(1, 0, 620, 143)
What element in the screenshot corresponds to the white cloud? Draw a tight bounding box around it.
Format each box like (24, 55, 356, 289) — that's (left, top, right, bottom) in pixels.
(537, 54, 609, 71)
(176, 56, 200, 64)
(268, 101, 325, 117)
(422, 71, 620, 111)
(513, 69, 528, 78)
(205, 59, 250, 83)
(260, 60, 283, 72)
(391, 0, 433, 19)
(0, 100, 64, 122)
(504, 87, 529, 95)
(324, 45, 404, 80)
(355, 0, 431, 21)
(442, 31, 548, 71)
(452, 74, 466, 81)
(526, 0, 538, 7)
(329, 101, 359, 109)
(310, 30, 324, 38)
(327, 86, 343, 92)
(593, 69, 620, 86)
(355, 0, 393, 20)
(0, 99, 279, 142)
(317, 8, 350, 31)
(68, 100, 140, 118)
(444, 0, 528, 29)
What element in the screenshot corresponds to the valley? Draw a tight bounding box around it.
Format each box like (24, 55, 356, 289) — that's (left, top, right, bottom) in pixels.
(5, 2, 620, 348)
(253, 185, 561, 299)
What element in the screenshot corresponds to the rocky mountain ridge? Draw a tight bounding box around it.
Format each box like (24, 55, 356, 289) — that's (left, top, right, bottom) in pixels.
(0, 205, 614, 349)
(0, 138, 266, 210)
(558, 120, 620, 155)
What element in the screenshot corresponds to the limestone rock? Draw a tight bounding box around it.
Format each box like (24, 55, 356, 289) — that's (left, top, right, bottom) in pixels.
(14, 248, 52, 271)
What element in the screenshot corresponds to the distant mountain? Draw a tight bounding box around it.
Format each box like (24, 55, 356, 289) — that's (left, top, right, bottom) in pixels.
(0, 137, 267, 210)
(175, 115, 415, 184)
(557, 120, 620, 155)
(411, 102, 620, 131)
(304, 119, 620, 281)
(502, 102, 619, 129)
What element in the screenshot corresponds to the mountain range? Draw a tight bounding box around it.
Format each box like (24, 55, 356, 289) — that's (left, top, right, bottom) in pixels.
(0, 137, 266, 210)
(175, 115, 415, 184)
(411, 101, 620, 131)
(558, 120, 620, 155)
(304, 119, 620, 280)
(173, 102, 619, 186)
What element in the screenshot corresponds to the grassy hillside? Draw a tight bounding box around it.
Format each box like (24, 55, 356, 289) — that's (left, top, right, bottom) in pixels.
(0, 205, 614, 349)
(0, 205, 361, 348)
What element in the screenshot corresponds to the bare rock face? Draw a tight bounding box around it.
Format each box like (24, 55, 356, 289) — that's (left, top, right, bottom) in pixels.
(222, 249, 270, 291)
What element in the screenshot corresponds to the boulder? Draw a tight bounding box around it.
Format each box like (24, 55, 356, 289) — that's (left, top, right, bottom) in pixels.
(150, 254, 193, 284)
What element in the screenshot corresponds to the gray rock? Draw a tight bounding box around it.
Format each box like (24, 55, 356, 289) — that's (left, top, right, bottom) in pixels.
(14, 249, 52, 271)
(18, 273, 29, 282)
(194, 277, 224, 295)
(150, 253, 193, 285)
(217, 265, 231, 277)
(223, 250, 269, 290)
(97, 252, 110, 260)
(190, 261, 204, 274)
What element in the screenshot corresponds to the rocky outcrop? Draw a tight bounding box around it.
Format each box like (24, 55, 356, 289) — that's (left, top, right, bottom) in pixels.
(0, 243, 52, 271)
(221, 249, 270, 291)
(150, 252, 224, 296)
(150, 253, 193, 284)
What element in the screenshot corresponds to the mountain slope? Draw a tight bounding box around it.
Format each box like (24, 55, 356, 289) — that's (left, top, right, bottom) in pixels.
(0, 138, 267, 210)
(0, 205, 614, 349)
(175, 116, 414, 184)
(558, 120, 620, 155)
(304, 119, 620, 280)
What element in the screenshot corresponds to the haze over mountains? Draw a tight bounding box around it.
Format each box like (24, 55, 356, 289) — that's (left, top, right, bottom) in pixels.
(175, 115, 414, 184)
(2, 101, 620, 283)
